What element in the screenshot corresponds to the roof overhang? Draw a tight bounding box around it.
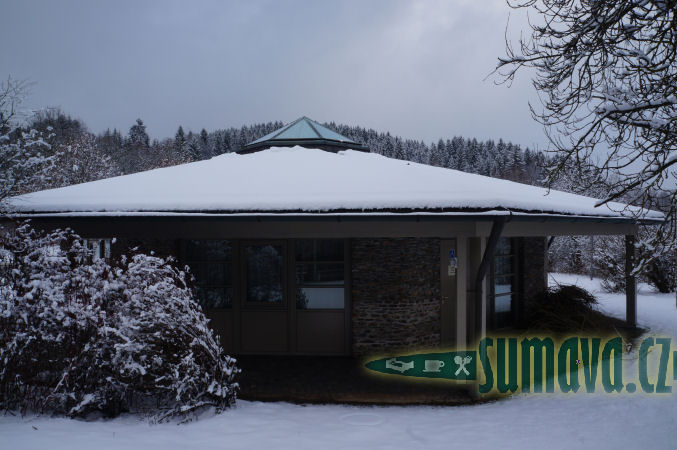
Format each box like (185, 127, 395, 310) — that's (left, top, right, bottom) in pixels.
(6, 209, 663, 225)
(4, 210, 659, 239)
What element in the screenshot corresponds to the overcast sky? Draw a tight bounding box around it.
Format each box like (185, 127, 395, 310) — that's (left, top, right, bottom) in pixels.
(1, 0, 543, 148)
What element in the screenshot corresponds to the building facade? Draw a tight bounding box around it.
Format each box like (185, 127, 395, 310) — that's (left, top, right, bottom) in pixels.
(6, 118, 658, 356)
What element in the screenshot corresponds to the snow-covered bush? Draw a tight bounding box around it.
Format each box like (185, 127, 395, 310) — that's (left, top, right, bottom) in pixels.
(593, 235, 626, 293)
(549, 231, 676, 294)
(548, 235, 589, 275)
(0, 224, 238, 420)
(643, 246, 677, 294)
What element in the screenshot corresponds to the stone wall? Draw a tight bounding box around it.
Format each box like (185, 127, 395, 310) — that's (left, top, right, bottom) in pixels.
(350, 238, 441, 355)
(521, 236, 547, 300)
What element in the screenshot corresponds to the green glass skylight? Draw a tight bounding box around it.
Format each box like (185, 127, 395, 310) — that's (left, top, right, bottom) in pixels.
(241, 116, 369, 153)
(275, 118, 318, 140)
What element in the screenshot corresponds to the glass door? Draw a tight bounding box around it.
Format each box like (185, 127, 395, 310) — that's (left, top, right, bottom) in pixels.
(244, 243, 285, 306)
(239, 241, 289, 353)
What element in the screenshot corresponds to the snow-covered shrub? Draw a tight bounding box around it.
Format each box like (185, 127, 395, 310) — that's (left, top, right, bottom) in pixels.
(592, 229, 676, 294)
(548, 235, 590, 275)
(592, 235, 626, 293)
(550, 233, 672, 294)
(0, 223, 238, 420)
(644, 248, 677, 294)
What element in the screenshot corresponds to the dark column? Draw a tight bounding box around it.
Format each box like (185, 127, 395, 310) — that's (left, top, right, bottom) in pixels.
(625, 235, 637, 327)
(472, 218, 507, 341)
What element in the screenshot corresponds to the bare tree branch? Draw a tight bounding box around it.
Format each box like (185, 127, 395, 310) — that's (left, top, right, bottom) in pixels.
(497, 0, 677, 270)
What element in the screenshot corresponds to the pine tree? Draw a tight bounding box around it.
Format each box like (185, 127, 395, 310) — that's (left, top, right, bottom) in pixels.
(128, 118, 150, 148)
(445, 137, 458, 169)
(187, 137, 201, 161)
(464, 138, 479, 173)
(383, 134, 394, 158)
(237, 128, 247, 152)
(174, 126, 187, 161)
(222, 132, 231, 153)
(392, 138, 404, 160)
(122, 119, 150, 173)
(200, 128, 211, 159)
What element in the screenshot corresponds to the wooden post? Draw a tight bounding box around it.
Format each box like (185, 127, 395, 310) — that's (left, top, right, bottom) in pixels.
(589, 235, 595, 280)
(625, 235, 637, 328)
(472, 218, 507, 341)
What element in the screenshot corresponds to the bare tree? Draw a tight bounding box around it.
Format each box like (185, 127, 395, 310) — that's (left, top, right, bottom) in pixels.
(0, 76, 53, 209)
(497, 0, 677, 270)
(49, 132, 121, 188)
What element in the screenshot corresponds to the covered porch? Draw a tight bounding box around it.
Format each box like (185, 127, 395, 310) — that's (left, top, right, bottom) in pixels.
(236, 354, 479, 405)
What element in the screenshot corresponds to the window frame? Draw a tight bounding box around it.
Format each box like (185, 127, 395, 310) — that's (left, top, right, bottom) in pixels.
(489, 237, 519, 330)
(241, 240, 288, 309)
(294, 239, 346, 311)
(83, 238, 112, 260)
(183, 239, 234, 310)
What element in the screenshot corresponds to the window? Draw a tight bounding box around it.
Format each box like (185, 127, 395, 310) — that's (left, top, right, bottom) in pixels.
(185, 240, 233, 309)
(295, 239, 345, 309)
(491, 237, 517, 329)
(83, 238, 112, 260)
(244, 243, 284, 304)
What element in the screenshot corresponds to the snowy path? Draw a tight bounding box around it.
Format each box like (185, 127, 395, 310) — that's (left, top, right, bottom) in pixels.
(2, 274, 676, 450)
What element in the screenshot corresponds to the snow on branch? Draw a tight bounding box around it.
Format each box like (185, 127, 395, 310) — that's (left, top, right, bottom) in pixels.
(497, 0, 677, 267)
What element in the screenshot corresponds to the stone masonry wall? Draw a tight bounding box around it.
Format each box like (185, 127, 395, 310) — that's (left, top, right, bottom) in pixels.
(351, 238, 441, 355)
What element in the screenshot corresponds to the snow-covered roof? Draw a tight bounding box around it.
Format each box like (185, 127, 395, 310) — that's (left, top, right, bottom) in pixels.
(242, 117, 368, 152)
(6, 146, 664, 221)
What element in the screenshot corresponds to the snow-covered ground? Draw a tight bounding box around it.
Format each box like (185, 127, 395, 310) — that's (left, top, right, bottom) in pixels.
(1, 274, 676, 450)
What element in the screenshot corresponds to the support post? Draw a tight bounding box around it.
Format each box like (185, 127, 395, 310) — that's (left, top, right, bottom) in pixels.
(473, 218, 507, 339)
(547, 235, 556, 249)
(625, 234, 637, 328)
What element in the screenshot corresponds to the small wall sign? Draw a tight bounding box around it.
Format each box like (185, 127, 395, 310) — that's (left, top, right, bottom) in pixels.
(448, 249, 458, 276)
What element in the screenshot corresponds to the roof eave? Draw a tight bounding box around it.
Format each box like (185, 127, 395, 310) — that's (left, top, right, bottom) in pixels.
(6, 210, 664, 225)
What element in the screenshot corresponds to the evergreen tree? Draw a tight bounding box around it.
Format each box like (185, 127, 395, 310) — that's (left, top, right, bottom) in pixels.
(122, 119, 150, 174)
(464, 138, 479, 173)
(237, 128, 247, 152)
(97, 128, 124, 159)
(393, 138, 404, 160)
(187, 137, 201, 161)
(432, 139, 445, 167)
(174, 126, 187, 161)
(222, 132, 231, 153)
(128, 118, 150, 148)
(383, 134, 394, 158)
(200, 128, 211, 159)
(441, 139, 452, 169)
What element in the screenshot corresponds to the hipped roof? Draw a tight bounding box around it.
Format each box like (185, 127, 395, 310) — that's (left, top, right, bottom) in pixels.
(7, 146, 663, 223)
